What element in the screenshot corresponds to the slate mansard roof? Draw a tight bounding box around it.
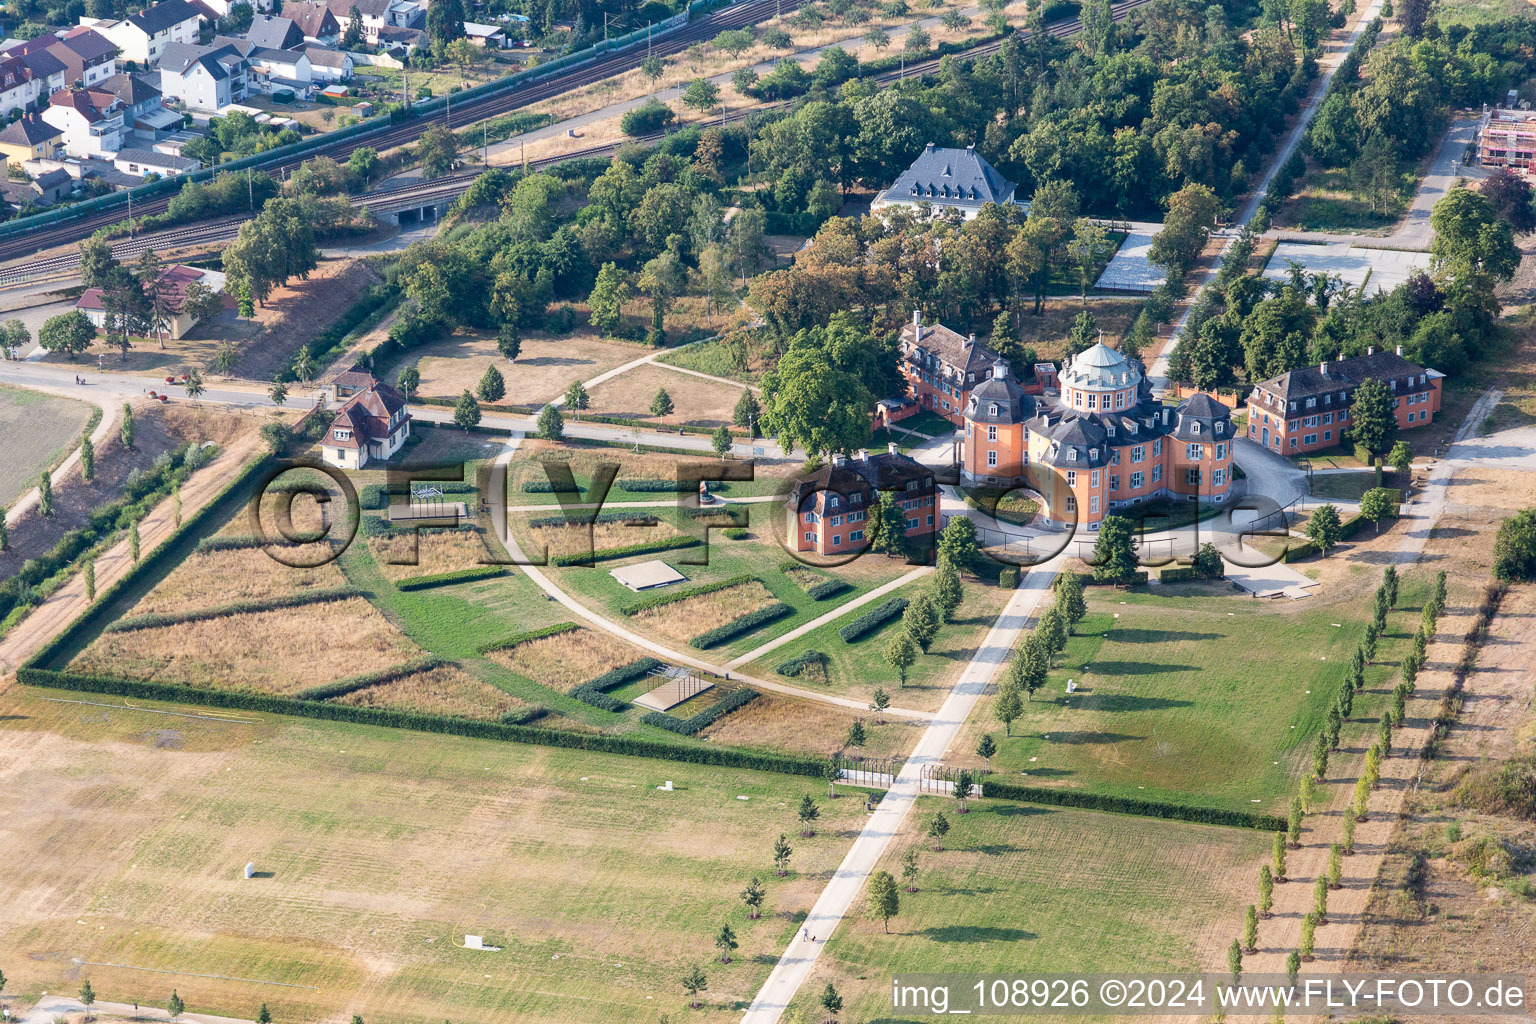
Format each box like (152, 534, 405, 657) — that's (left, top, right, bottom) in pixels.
(879, 143, 1016, 211)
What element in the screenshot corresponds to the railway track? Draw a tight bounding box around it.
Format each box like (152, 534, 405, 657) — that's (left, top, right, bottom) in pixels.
(0, 0, 803, 264)
(0, 0, 1155, 282)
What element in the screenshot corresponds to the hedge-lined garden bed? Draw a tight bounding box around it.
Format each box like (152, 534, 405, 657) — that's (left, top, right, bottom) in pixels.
(549, 535, 700, 567)
(106, 586, 354, 633)
(689, 602, 792, 649)
(838, 597, 909, 642)
(476, 621, 580, 655)
(395, 566, 508, 591)
(621, 574, 755, 615)
(640, 687, 758, 735)
(569, 657, 663, 711)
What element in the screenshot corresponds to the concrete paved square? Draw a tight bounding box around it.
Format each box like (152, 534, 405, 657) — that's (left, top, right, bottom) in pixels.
(1263, 242, 1430, 295)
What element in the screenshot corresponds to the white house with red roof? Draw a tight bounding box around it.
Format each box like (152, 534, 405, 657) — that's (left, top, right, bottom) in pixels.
(43, 86, 124, 157)
(75, 264, 226, 339)
(322, 376, 412, 469)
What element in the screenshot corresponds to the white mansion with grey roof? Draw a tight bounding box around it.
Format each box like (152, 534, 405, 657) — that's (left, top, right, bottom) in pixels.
(872, 142, 1021, 220)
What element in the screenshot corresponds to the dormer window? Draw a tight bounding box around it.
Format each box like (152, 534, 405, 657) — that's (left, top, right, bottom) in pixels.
(829, 496, 841, 509)
(1215, 422, 1224, 435)
(989, 403, 998, 416)
(1067, 449, 1077, 462)
(1191, 421, 1201, 435)
(333, 428, 351, 440)
(1106, 423, 1115, 437)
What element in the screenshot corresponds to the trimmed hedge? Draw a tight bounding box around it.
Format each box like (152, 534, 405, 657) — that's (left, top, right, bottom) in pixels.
(641, 687, 758, 735)
(18, 666, 825, 776)
(777, 649, 826, 677)
(194, 534, 267, 553)
(520, 478, 580, 493)
(998, 566, 1020, 589)
(395, 566, 508, 591)
(106, 586, 355, 633)
(528, 510, 658, 528)
(620, 574, 754, 615)
(1158, 567, 1200, 584)
(549, 535, 700, 567)
(476, 621, 579, 654)
(297, 655, 447, 700)
(806, 578, 851, 601)
(569, 656, 663, 711)
(980, 778, 1286, 831)
(1086, 571, 1150, 587)
(616, 478, 722, 493)
(1283, 540, 1320, 563)
(361, 480, 478, 511)
(839, 597, 909, 642)
(689, 602, 792, 649)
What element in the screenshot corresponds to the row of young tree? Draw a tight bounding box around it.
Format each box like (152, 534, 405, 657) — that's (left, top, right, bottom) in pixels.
(1234, 566, 1443, 981)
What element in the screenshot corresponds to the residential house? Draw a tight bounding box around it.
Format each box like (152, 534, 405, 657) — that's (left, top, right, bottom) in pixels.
(323, 363, 379, 401)
(245, 45, 313, 95)
(323, 0, 422, 44)
(12, 28, 120, 89)
(244, 14, 305, 49)
(113, 146, 201, 176)
(157, 41, 250, 110)
(1246, 347, 1443, 456)
(280, 1, 340, 44)
(785, 445, 938, 558)
(98, 0, 204, 66)
(0, 113, 63, 165)
(897, 311, 1003, 424)
(0, 167, 75, 210)
(6, 47, 68, 101)
(196, 0, 260, 19)
(75, 264, 226, 339)
(98, 72, 182, 139)
(0, 54, 43, 116)
(303, 45, 351, 82)
(374, 24, 424, 54)
(43, 87, 125, 157)
(321, 379, 412, 469)
(1020, 343, 1235, 526)
(871, 142, 1020, 221)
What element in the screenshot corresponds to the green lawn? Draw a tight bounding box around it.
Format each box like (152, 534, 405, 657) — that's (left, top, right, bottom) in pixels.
(742, 575, 1013, 713)
(1307, 468, 1402, 501)
(952, 575, 1430, 813)
(539, 514, 916, 661)
(1273, 166, 1412, 234)
(0, 687, 869, 1024)
(0, 384, 94, 509)
(655, 339, 761, 385)
(787, 797, 1269, 1021)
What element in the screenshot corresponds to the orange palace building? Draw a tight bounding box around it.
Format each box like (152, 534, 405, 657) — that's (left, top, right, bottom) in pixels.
(957, 340, 1237, 528)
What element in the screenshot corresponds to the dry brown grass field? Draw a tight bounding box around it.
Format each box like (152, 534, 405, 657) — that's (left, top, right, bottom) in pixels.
(524, 516, 686, 559)
(0, 689, 871, 1024)
(368, 528, 496, 581)
(332, 663, 530, 720)
(131, 548, 350, 616)
(70, 598, 420, 694)
(630, 579, 777, 642)
(584, 362, 747, 428)
(381, 328, 644, 405)
(486, 625, 647, 692)
(701, 691, 919, 761)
